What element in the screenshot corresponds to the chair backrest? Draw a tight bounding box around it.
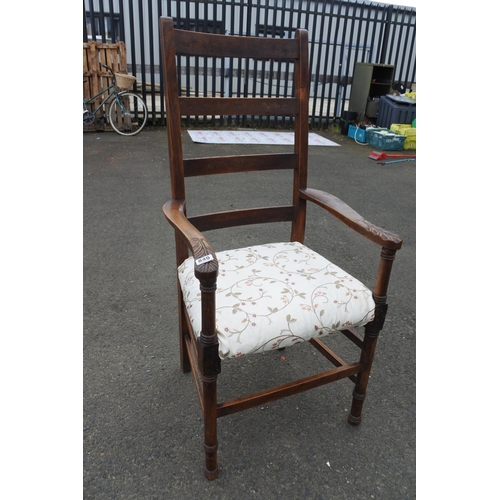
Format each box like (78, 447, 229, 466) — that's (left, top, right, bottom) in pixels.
(160, 17, 310, 248)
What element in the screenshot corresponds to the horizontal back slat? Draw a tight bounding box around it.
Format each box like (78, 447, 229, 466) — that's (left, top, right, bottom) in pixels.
(175, 29, 299, 59)
(188, 206, 296, 232)
(184, 153, 297, 177)
(179, 97, 299, 117)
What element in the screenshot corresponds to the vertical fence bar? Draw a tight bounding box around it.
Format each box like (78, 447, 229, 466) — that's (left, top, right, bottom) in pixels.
(258, 0, 270, 127)
(310, 0, 328, 126)
(137, 1, 147, 101)
(398, 11, 411, 87)
(325, 2, 339, 124)
(158, 0, 165, 125)
(330, 2, 343, 120)
(379, 4, 393, 64)
(373, 5, 384, 63)
(343, 2, 358, 121)
(86, 0, 96, 42)
(386, 9, 396, 66)
(195, 0, 203, 126)
(98, 0, 106, 42)
(319, 1, 335, 128)
(83, 1, 89, 42)
(307, 0, 318, 112)
(368, 7, 378, 64)
(333, 1, 348, 122)
(127, 0, 136, 79)
(147, 0, 157, 124)
(250, 0, 260, 128)
(271, 2, 285, 127)
(118, 0, 125, 43)
(361, 5, 371, 64)
(236, 1, 245, 126)
(242, 2, 252, 127)
(283, 0, 293, 129)
(219, 0, 227, 126)
(108, 0, 116, 42)
(227, 0, 235, 126)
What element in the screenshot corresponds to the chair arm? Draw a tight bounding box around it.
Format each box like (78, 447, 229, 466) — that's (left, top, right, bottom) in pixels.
(163, 200, 218, 281)
(299, 188, 403, 250)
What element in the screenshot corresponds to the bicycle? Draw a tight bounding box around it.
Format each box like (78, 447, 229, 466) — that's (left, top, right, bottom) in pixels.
(83, 64, 148, 136)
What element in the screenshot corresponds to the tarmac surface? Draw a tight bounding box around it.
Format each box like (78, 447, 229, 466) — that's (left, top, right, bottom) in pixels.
(83, 126, 416, 499)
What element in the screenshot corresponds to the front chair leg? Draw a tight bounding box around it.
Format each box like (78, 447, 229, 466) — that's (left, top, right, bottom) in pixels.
(197, 341, 221, 480)
(202, 374, 219, 480)
(349, 247, 395, 425)
(348, 302, 388, 426)
(348, 332, 379, 425)
(196, 270, 221, 480)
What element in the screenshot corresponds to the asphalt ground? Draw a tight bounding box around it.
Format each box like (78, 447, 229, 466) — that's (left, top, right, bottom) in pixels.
(83, 126, 416, 499)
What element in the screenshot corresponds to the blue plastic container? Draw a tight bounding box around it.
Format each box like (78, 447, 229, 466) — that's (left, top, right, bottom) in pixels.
(347, 125, 366, 143)
(376, 95, 416, 129)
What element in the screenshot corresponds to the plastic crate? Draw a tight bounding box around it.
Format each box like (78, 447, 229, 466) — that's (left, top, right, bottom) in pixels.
(368, 131, 406, 151)
(376, 95, 416, 129)
(390, 124, 416, 150)
(365, 127, 389, 144)
(348, 125, 366, 143)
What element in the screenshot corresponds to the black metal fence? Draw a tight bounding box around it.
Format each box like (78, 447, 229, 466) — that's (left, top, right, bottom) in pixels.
(84, 0, 416, 129)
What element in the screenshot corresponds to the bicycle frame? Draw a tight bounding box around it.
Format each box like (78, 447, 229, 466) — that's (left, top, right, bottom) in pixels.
(83, 83, 124, 115)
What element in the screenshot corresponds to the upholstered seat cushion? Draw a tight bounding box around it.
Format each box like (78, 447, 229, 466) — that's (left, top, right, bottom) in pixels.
(178, 241, 375, 359)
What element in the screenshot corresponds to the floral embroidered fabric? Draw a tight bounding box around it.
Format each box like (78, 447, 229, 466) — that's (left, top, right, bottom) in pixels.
(178, 241, 375, 359)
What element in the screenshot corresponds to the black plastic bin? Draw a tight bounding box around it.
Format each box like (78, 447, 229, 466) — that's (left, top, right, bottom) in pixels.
(339, 110, 359, 135)
(376, 95, 416, 129)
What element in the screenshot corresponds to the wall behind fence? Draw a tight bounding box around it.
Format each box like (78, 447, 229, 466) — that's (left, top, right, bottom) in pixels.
(84, 0, 416, 128)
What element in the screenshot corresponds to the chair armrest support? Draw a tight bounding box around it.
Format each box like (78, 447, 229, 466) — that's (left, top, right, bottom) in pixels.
(163, 199, 219, 281)
(299, 188, 403, 250)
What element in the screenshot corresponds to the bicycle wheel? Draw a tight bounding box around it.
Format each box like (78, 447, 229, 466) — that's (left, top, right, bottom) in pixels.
(108, 92, 148, 136)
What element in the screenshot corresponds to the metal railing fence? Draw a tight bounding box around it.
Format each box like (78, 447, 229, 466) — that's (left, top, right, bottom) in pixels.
(84, 0, 416, 128)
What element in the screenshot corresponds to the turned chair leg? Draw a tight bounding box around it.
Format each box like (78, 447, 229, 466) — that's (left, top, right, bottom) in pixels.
(203, 375, 219, 480)
(348, 300, 387, 425)
(196, 274, 221, 480)
(349, 248, 394, 425)
(348, 333, 378, 425)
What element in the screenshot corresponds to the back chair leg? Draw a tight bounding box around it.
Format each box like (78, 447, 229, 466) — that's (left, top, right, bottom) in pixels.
(175, 234, 191, 373)
(178, 291, 191, 373)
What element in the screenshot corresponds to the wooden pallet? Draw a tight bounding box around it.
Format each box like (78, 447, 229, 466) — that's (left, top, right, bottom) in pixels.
(83, 41, 127, 131)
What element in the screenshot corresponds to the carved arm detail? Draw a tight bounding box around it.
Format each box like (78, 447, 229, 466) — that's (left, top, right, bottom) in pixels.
(163, 200, 219, 280)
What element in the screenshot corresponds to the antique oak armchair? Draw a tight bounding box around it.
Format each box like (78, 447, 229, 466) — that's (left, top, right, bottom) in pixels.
(160, 17, 403, 480)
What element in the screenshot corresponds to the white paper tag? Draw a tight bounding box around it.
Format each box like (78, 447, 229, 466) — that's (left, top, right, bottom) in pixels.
(195, 254, 214, 266)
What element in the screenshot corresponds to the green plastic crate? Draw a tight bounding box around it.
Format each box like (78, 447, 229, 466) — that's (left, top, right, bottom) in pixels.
(368, 131, 406, 151)
(365, 127, 389, 144)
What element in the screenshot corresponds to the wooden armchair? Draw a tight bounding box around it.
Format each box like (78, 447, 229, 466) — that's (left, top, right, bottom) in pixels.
(159, 16, 403, 480)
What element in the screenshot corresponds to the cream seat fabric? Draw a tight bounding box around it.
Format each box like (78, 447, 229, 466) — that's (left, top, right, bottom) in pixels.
(178, 241, 375, 359)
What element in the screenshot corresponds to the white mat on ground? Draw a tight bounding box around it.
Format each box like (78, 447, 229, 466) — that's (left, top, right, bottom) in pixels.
(188, 130, 340, 146)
